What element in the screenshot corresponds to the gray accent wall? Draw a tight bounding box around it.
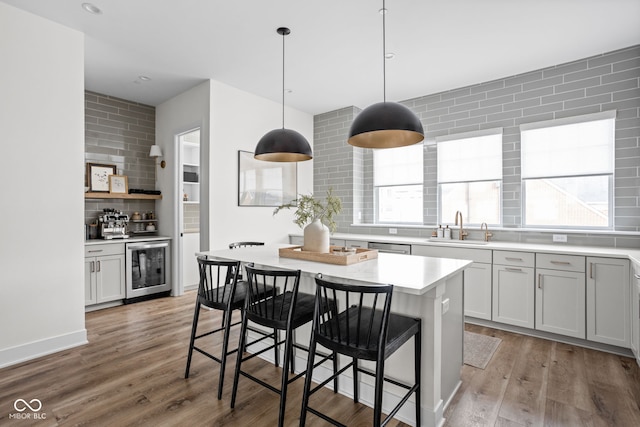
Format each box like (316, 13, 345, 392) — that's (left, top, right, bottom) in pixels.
(84, 91, 157, 226)
(313, 45, 640, 248)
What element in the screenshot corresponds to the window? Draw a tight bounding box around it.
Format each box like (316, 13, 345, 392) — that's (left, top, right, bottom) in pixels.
(521, 111, 615, 229)
(437, 129, 502, 225)
(373, 144, 423, 223)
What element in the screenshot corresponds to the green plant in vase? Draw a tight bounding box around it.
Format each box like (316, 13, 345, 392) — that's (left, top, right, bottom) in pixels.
(274, 188, 342, 252)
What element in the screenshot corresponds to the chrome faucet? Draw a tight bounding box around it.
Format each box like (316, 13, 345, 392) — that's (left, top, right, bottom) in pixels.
(481, 222, 493, 242)
(454, 211, 467, 240)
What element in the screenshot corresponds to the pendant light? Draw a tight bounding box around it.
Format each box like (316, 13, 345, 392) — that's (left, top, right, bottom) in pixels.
(348, 0, 424, 149)
(254, 27, 312, 162)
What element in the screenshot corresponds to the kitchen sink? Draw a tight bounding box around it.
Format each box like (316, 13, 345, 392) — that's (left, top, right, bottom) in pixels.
(427, 238, 489, 245)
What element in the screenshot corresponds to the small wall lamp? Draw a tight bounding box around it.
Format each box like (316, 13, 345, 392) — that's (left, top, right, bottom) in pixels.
(149, 145, 165, 168)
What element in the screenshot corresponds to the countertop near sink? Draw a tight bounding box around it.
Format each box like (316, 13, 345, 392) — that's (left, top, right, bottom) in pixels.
(85, 236, 172, 246)
(291, 232, 640, 264)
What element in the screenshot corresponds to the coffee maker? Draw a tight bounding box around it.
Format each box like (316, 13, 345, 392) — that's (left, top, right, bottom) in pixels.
(99, 209, 129, 239)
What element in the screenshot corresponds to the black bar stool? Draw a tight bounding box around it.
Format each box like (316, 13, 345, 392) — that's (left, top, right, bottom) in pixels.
(300, 274, 422, 427)
(228, 241, 264, 281)
(184, 256, 275, 400)
(228, 241, 265, 249)
(230, 265, 337, 427)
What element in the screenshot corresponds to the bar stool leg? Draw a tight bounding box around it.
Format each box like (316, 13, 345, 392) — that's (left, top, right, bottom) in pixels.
(352, 357, 359, 403)
(373, 358, 386, 427)
(415, 325, 422, 427)
(299, 329, 318, 427)
(184, 300, 201, 378)
(217, 308, 233, 400)
(230, 311, 249, 409)
(278, 329, 295, 427)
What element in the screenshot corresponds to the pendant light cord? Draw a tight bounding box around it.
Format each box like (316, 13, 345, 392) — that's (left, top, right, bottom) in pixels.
(382, 0, 386, 103)
(282, 29, 286, 129)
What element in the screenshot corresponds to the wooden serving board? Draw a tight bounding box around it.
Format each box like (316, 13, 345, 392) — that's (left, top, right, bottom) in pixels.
(279, 245, 378, 265)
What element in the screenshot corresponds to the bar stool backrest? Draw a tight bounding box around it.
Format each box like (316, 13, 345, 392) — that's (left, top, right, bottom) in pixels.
(229, 242, 265, 249)
(313, 276, 394, 361)
(197, 255, 241, 310)
(244, 265, 301, 329)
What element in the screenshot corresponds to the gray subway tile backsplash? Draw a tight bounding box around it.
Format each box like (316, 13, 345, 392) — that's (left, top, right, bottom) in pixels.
(312, 45, 640, 246)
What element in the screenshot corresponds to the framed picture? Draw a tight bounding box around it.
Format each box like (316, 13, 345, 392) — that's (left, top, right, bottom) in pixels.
(238, 150, 297, 206)
(109, 175, 129, 194)
(87, 163, 117, 192)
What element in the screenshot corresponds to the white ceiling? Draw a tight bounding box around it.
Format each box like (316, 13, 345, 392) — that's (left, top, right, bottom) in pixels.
(4, 0, 640, 115)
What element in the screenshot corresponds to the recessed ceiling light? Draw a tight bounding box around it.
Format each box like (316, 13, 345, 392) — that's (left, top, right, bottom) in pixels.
(385, 52, 395, 60)
(378, 8, 387, 15)
(81, 3, 102, 15)
(138, 75, 152, 82)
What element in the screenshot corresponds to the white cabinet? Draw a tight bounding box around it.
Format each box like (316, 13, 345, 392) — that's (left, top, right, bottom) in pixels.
(412, 245, 492, 320)
(329, 238, 346, 247)
(586, 257, 630, 347)
(535, 253, 585, 339)
(632, 263, 640, 365)
(492, 251, 535, 328)
(85, 244, 125, 306)
(462, 263, 492, 320)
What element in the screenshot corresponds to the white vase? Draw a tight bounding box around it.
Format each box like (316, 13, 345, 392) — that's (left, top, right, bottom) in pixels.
(303, 219, 330, 253)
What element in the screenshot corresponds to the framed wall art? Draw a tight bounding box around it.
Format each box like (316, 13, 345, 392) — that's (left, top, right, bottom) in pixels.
(109, 174, 129, 194)
(238, 150, 297, 206)
(87, 163, 117, 192)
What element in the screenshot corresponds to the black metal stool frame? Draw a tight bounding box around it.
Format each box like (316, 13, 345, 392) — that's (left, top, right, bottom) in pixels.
(300, 274, 422, 427)
(184, 256, 278, 400)
(230, 265, 337, 427)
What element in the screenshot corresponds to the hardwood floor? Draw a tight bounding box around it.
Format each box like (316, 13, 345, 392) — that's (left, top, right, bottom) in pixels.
(444, 324, 640, 427)
(1, 292, 638, 426)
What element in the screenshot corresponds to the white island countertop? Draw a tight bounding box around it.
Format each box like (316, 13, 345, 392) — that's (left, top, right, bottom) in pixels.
(198, 243, 470, 426)
(198, 244, 472, 296)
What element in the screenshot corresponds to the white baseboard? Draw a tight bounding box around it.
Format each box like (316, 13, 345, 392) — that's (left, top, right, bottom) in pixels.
(0, 329, 88, 369)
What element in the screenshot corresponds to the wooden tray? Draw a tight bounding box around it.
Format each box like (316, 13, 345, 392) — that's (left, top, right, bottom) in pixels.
(279, 245, 378, 265)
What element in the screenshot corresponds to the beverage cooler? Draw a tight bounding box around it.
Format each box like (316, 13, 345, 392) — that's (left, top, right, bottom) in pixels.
(125, 240, 171, 303)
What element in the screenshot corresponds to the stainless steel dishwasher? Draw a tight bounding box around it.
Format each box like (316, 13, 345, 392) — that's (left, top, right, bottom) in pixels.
(368, 241, 412, 255)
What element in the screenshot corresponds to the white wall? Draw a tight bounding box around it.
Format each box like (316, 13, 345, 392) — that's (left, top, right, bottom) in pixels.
(0, 3, 86, 367)
(156, 81, 211, 296)
(208, 80, 314, 250)
(156, 79, 314, 295)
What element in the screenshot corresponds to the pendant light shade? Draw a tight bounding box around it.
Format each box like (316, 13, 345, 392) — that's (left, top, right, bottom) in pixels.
(254, 27, 312, 162)
(348, 101, 424, 148)
(254, 128, 313, 161)
(348, 1, 424, 149)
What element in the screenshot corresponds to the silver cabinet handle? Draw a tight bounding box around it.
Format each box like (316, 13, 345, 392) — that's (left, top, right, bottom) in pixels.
(90, 261, 95, 273)
(538, 273, 542, 289)
(97, 261, 101, 272)
(550, 260, 571, 265)
(87, 249, 103, 253)
(505, 257, 523, 261)
(505, 267, 522, 272)
(589, 263, 593, 279)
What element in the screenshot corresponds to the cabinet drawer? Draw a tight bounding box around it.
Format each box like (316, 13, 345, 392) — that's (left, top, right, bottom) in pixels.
(412, 245, 492, 264)
(537, 253, 585, 272)
(345, 240, 368, 249)
(85, 243, 125, 257)
(493, 250, 534, 267)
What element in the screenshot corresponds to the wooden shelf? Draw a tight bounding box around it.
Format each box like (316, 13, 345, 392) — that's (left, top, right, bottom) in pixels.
(85, 192, 162, 200)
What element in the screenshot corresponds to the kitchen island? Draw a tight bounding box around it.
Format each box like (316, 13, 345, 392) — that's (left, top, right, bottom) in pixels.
(199, 244, 471, 427)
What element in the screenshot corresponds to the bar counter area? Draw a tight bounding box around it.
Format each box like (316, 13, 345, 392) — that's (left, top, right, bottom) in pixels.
(199, 244, 471, 427)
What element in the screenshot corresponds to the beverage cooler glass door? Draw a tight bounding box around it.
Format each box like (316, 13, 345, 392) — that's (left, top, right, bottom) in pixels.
(126, 241, 171, 300)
